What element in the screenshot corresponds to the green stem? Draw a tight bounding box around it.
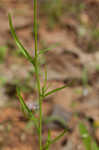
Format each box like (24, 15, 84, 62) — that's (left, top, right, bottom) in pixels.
(34, 0, 42, 150)
(39, 96, 42, 150)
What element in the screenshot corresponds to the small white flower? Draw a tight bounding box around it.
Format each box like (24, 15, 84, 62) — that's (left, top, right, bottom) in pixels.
(26, 100, 39, 111)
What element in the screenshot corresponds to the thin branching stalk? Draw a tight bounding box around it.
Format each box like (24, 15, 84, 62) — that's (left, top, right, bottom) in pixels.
(9, 1, 68, 149)
(34, 0, 42, 149)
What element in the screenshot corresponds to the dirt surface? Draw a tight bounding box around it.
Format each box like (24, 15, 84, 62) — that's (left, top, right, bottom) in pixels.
(0, 0, 99, 150)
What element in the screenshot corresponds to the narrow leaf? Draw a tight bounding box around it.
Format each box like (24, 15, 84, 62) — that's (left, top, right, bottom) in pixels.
(38, 44, 58, 55)
(43, 129, 67, 149)
(45, 85, 67, 97)
(45, 130, 51, 150)
(8, 14, 35, 66)
(42, 67, 48, 96)
(16, 88, 39, 132)
(79, 122, 92, 150)
(82, 67, 88, 87)
(92, 141, 99, 150)
(51, 129, 67, 145)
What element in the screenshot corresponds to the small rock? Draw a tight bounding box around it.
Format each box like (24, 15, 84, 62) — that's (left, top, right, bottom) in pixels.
(46, 104, 72, 130)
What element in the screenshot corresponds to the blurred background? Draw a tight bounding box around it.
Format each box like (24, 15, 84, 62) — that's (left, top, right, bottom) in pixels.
(0, 0, 99, 150)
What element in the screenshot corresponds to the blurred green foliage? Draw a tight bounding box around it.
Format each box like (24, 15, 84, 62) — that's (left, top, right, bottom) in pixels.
(0, 46, 7, 63)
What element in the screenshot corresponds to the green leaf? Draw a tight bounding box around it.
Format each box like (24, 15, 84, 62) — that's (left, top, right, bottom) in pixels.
(42, 67, 48, 97)
(45, 85, 67, 97)
(43, 129, 67, 149)
(17, 88, 31, 115)
(0, 76, 7, 86)
(0, 46, 7, 63)
(8, 14, 35, 66)
(82, 67, 88, 87)
(51, 129, 67, 144)
(16, 88, 39, 132)
(45, 130, 51, 150)
(25, 120, 34, 130)
(79, 122, 92, 150)
(38, 44, 58, 55)
(92, 141, 99, 150)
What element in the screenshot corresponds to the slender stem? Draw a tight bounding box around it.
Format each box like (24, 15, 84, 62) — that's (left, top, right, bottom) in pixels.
(34, 0, 42, 150)
(39, 96, 42, 150)
(34, 0, 38, 58)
